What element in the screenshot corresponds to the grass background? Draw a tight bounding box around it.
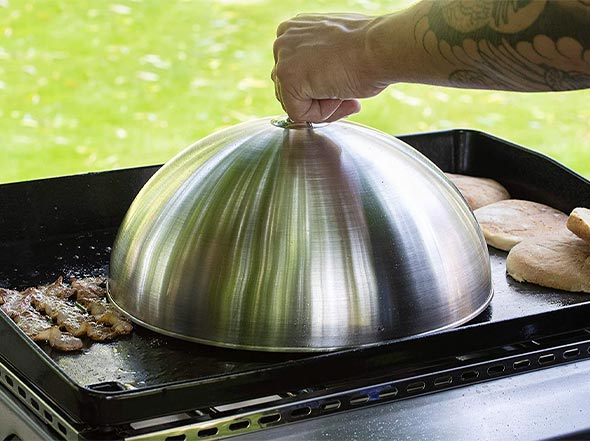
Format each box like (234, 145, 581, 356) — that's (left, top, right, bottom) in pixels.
(1, 0, 589, 184)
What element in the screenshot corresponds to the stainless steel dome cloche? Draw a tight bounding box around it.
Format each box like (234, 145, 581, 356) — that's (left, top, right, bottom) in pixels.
(108, 117, 492, 351)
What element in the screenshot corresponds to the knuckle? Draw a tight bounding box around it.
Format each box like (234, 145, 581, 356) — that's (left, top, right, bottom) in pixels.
(272, 37, 282, 53)
(276, 19, 292, 36)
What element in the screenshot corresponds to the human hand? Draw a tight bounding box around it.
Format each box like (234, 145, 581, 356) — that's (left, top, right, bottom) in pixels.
(272, 13, 390, 123)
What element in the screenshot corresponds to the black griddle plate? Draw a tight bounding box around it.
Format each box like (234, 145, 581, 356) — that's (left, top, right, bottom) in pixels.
(1, 129, 589, 427)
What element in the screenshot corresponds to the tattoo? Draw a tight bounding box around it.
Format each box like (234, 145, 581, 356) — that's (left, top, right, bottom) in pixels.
(415, 0, 590, 91)
(490, 1, 531, 27)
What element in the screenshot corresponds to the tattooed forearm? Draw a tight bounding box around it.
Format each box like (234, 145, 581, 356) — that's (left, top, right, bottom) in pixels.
(415, 0, 590, 91)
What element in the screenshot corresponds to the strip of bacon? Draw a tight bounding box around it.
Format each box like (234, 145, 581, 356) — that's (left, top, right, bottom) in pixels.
(40, 276, 75, 299)
(0, 288, 83, 351)
(33, 326, 84, 351)
(0, 288, 10, 305)
(72, 278, 133, 336)
(31, 283, 132, 341)
(30, 287, 92, 337)
(1, 276, 133, 351)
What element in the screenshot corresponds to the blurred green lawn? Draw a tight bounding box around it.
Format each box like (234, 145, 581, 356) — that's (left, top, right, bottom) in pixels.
(1, 0, 589, 184)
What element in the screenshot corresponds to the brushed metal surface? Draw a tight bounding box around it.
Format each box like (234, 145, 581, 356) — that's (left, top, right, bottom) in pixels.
(108, 117, 492, 351)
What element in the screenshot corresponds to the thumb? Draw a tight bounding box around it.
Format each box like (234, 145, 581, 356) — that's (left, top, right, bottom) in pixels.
(290, 98, 359, 123)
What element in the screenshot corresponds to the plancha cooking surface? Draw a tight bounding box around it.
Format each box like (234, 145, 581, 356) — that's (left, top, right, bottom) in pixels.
(1, 129, 589, 426)
(1, 230, 587, 390)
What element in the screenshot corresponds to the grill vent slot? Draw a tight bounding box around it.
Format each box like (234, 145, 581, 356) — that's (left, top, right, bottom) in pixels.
(321, 400, 341, 411)
(563, 348, 580, 359)
(460, 370, 479, 381)
(197, 428, 218, 438)
(434, 376, 453, 386)
(258, 414, 281, 425)
(406, 381, 426, 393)
(539, 353, 555, 364)
(350, 395, 370, 405)
(513, 359, 531, 370)
(379, 388, 398, 399)
(291, 406, 312, 418)
(487, 365, 505, 375)
(228, 420, 250, 431)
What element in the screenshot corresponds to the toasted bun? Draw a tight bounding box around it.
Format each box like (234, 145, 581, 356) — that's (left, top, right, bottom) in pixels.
(567, 207, 590, 244)
(446, 173, 510, 210)
(474, 199, 568, 251)
(506, 231, 590, 293)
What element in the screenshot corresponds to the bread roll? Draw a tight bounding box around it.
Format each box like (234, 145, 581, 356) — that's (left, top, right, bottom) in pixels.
(474, 199, 568, 251)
